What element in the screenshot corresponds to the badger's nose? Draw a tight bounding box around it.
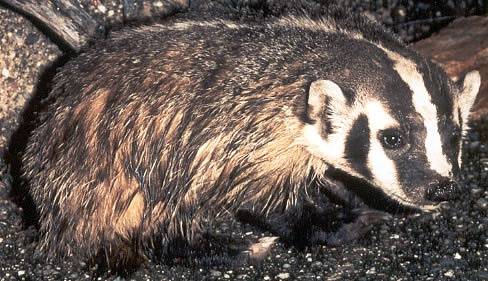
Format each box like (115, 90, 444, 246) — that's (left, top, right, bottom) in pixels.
(425, 180, 461, 202)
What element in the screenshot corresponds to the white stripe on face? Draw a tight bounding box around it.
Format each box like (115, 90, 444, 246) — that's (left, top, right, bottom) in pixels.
(381, 48, 452, 177)
(365, 101, 410, 202)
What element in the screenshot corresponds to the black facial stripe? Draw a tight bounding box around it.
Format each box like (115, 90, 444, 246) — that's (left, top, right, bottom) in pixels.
(345, 114, 372, 179)
(418, 59, 454, 119)
(416, 58, 460, 174)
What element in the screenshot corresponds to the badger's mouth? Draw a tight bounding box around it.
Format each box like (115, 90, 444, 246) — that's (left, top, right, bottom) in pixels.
(323, 167, 442, 213)
(384, 191, 439, 212)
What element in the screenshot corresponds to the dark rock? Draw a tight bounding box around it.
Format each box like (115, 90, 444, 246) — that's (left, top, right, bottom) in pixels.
(24, 33, 39, 45)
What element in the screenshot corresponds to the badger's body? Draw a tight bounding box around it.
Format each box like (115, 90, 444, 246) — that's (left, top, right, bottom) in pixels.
(22, 10, 480, 267)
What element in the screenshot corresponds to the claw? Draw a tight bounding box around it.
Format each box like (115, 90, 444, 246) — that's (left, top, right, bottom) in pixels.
(352, 209, 392, 224)
(246, 236, 279, 262)
(314, 209, 391, 246)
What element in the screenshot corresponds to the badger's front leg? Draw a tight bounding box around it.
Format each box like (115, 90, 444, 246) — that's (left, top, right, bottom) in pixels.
(315, 180, 393, 246)
(309, 208, 392, 246)
(236, 182, 391, 247)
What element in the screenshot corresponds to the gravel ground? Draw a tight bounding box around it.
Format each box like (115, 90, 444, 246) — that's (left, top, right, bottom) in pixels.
(0, 0, 487, 280)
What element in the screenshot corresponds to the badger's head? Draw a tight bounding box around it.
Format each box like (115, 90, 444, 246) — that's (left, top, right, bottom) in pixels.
(301, 48, 481, 210)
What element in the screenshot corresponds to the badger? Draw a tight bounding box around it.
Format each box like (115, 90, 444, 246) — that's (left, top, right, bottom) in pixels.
(20, 10, 481, 269)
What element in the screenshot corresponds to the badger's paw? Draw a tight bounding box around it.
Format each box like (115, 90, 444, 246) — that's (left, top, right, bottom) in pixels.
(238, 236, 279, 265)
(311, 209, 392, 246)
(189, 233, 278, 267)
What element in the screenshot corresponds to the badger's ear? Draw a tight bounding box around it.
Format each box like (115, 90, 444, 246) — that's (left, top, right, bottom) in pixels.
(457, 70, 481, 123)
(307, 79, 347, 122)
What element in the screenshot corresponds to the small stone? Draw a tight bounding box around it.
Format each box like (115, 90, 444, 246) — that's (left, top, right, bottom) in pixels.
(477, 271, 488, 279)
(276, 273, 290, 279)
(210, 270, 222, 277)
(470, 141, 480, 150)
(454, 253, 462, 259)
(25, 33, 39, 45)
(18, 270, 25, 276)
(263, 276, 270, 280)
(366, 268, 376, 274)
(471, 188, 483, 197)
(107, 10, 115, 17)
(476, 198, 488, 209)
(444, 270, 455, 277)
(224, 274, 230, 278)
(312, 261, 322, 267)
(97, 4, 107, 13)
(390, 234, 400, 239)
(154, 1, 163, 7)
(282, 263, 291, 269)
(2, 67, 9, 78)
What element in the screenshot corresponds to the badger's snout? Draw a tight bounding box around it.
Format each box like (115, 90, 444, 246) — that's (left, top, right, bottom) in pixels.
(425, 179, 461, 202)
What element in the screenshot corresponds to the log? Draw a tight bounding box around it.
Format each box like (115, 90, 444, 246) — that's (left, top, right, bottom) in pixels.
(413, 16, 488, 119)
(0, 0, 103, 52)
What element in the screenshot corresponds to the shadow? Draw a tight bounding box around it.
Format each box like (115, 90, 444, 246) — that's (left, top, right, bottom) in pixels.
(4, 53, 72, 228)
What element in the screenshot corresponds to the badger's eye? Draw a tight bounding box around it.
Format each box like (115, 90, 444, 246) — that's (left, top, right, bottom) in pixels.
(380, 129, 405, 150)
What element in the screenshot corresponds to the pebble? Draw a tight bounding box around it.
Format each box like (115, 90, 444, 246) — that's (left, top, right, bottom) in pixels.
(471, 188, 483, 197)
(276, 273, 290, 279)
(469, 141, 480, 150)
(97, 4, 107, 14)
(1, 67, 9, 78)
(312, 261, 322, 267)
(263, 276, 270, 280)
(17, 270, 25, 276)
(24, 33, 39, 45)
(444, 270, 455, 277)
(454, 253, 462, 259)
(282, 263, 291, 269)
(477, 271, 488, 279)
(366, 267, 376, 274)
(210, 270, 222, 277)
(476, 198, 488, 209)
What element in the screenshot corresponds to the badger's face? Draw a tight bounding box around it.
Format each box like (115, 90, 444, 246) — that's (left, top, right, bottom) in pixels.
(302, 50, 481, 210)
